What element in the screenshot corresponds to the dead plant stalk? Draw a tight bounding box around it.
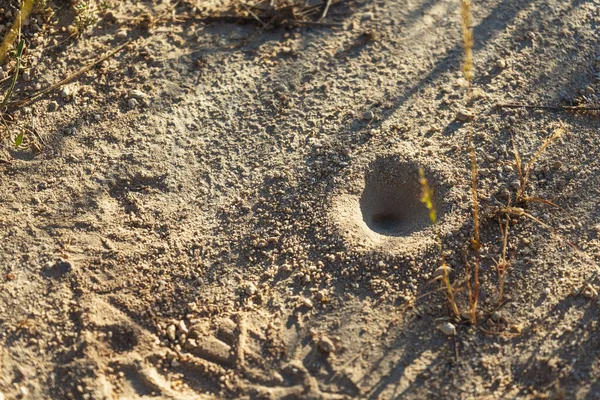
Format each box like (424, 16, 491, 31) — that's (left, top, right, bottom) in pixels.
(460, 0, 480, 324)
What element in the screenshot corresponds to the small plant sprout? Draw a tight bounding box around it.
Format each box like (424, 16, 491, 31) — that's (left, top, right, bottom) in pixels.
(70, 1, 98, 37)
(418, 168, 436, 225)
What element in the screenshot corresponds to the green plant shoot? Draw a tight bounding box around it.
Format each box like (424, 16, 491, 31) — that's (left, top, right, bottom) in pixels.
(418, 168, 437, 224)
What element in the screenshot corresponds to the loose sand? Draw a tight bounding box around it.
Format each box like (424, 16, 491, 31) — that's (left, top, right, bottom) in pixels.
(1, 0, 600, 398)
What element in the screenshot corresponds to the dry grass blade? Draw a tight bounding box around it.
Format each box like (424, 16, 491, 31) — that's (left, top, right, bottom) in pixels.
(513, 127, 564, 203)
(495, 218, 510, 304)
(512, 135, 524, 201)
(523, 127, 564, 190)
(460, 0, 474, 97)
(469, 134, 481, 250)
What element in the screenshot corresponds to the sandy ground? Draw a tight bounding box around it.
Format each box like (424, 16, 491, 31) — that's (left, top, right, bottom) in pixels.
(1, 0, 600, 398)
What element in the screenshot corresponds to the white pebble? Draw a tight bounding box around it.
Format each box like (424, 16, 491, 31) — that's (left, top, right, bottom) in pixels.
(438, 322, 456, 336)
(166, 324, 176, 341)
(244, 282, 257, 296)
(115, 30, 128, 40)
(129, 89, 149, 100)
(178, 320, 188, 334)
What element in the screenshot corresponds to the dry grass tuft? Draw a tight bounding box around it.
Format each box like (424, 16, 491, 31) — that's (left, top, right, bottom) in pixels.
(419, 168, 461, 318)
(514, 127, 564, 204)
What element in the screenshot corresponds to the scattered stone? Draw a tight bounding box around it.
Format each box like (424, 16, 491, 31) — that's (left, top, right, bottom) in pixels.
(318, 335, 336, 353)
(496, 59, 507, 69)
(315, 290, 329, 304)
(60, 85, 73, 100)
(47, 101, 59, 112)
(438, 322, 456, 336)
(552, 161, 562, 169)
(171, 359, 180, 367)
(522, 237, 531, 246)
(244, 282, 257, 296)
(127, 98, 138, 108)
(510, 179, 521, 190)
(361, 12, 374, 21)
(362, 110, 374, 120)
(301, 297, 313, 308)
(455, 109, 474, 122)
(166, 324, 176, 341)
(491, 311, 502, 323)
(22, 70, 31, 81)
(128, 89, 149, 100)
(178, 320, 188, 334)
(185, 338, 197, 349)
(115, 30, 128, 40)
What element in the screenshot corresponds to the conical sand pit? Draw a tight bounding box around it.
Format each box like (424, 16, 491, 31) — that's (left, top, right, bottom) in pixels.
(360, 156, 433, 236)
(329, 146, 462, 256)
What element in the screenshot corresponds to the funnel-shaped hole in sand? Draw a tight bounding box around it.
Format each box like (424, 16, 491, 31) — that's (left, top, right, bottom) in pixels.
(360, 157, 436, 236)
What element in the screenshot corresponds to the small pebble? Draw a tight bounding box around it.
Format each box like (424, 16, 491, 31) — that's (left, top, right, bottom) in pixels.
(178, 320, 188, 334)
(185, 338, 197, 349)
(496, 59, 507, 69)
(301, 297, 313, 308)
(60, 86, 73, 100)
(438, 322, 456, 336)
(318, 336, 336, 353)
(47, 101, 59, 112)
(510, 179, 521, 190)
(244, 282, 257, 296)
(361, 12, 374, 21)
(455, 109, 474, 122)
(128, 89, 149, 100)
(115, 30, 128, 40)
(127, 98, 138, 108)
(491, 311, 502, 323)
(522, 237, 531, 246)
(22, 70, 31, 81)
(362, 110, 374, 120)
(166, 324, 176, 341)
(552, 161, 562, 169)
